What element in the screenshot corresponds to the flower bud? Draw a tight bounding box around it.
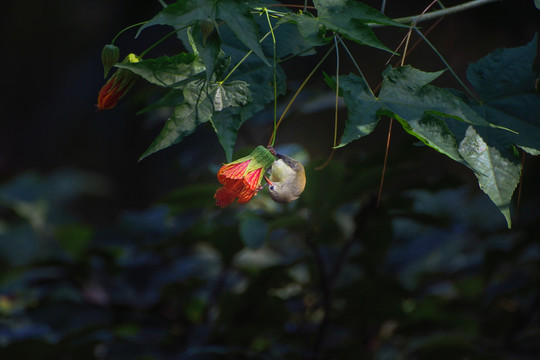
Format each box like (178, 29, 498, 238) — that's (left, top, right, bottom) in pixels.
(101, 44, 120, 78)
(96, 53, 140, 111)
(200, 20, 215, 46)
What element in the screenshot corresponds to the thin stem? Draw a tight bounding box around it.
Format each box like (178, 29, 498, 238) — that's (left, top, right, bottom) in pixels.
(384, 0, 437, 68)
(268, 44, 336, 146)
(140, 25, 188, 58)
(380, 0, 387, 13)
(221, 30, 273, 83)
(372, 0, 499, 26)
(413, 27, 478, 101)
(333, 36, 340, 148)
(265, 8, 279, 147)
(400, 28, 413, 67)
(377, 119, 393, 207)
(336, 36, 374, 97)
(111, 21, 148, 44)
(265, 3, 316, 10)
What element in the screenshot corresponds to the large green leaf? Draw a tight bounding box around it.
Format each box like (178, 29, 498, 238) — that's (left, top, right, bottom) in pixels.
(140, 82, 213, 160)
(312, 0, 407, 52)
(188, 21, 222, 83)
(140, 80, 250, 160)
(279, 12, 329, 47)
(458, 126, 521, 228)
(138, 0, 216, 35)
(117, 53, 205, 87)
(334, 36, 539, 227)
(140, 0, 269, 66)
(333, 67, 493, 148)
(211, 107, 243, 162)
(465, 34, 540, 155)
(220, 23, 287, 132)
(216, 0, 270, 66)
(212, 80, 251, 111)
(314, 0, 406, 27)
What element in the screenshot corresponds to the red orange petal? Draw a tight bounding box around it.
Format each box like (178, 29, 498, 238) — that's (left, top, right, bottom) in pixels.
(214, 186, 237, 208)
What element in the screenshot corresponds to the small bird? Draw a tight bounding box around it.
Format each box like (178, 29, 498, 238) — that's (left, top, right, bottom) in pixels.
(266, 153, 306, 203)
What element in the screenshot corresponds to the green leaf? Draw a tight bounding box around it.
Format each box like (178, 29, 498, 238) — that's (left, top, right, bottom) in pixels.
(314, 0, 407, 27)
(280, 12, 329, 47)
(140, 0, 269, 66)
(465, 34, 540, 155)
(136, 89, 184, 115)
(210, 81, 251, 161)
(188, 21, 222, 83)
(401, 114, 468, 166)
(325, 73, 379, 145)
(213, 80, 251, 111)
(117, 53, 205, 87)
(312, 0, 406, 52)
(221, 25, 287, 122)
(211, 108, 243, 162)
(216, 0, 270, 66)
(335, 67, 493, 147)
(140, 81, 213, 160)
(140, 80, 250, 160)
(458, 126, 521, 228)
(271, 21, 317, 58)
(138, 0, 216, 36)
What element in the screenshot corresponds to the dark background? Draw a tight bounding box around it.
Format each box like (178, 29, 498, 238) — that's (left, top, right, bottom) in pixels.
(2, 1, 540, 359)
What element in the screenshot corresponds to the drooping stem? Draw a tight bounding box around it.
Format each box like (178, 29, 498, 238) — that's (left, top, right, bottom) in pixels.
(111, 21, 148, 45)
(268, 44, 336, 146)
(265, 8, 279, 148)
(377, 118, 393, 207)
(336, 36, 374, 97)
(333, 36, 340, 148)
(413, 27, 479, 101)
(140, 25, 188, 58)
(221, 29, 274, 83)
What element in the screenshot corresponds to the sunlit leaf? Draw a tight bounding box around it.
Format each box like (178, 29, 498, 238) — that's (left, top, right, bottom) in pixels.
(188, 21, 222, 83)
(139, 81, 214, 160)
(140, 80, 250, 160)
(117, 53, 205, 87)
(332, 67, 493, 148)
(458, 126, 521, 228)
(212, 80, 251, 111)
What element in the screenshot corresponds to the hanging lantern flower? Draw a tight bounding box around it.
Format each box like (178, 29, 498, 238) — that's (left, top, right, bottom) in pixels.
(96, 53, 140, 111)
(214, 146, 275, 207)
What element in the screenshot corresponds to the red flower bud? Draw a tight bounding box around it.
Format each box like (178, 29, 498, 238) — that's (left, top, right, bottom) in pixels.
(96, 53, 140, 111)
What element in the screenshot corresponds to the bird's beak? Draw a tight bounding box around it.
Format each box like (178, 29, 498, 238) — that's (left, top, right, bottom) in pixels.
(264, 175, 273, 186)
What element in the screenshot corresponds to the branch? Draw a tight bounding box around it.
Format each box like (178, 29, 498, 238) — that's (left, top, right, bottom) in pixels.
(371, 0, 500, 26)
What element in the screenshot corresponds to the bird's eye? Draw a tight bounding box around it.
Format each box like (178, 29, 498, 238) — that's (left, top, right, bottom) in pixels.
(269, 185, 275, 190)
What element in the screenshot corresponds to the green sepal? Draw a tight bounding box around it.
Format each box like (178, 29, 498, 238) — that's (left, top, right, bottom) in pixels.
(101, 44, 120, 78)
(229, 146, 275, 174)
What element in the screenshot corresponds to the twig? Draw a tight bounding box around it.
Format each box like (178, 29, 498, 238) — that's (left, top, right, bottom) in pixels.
(268, 44, 336, 146)
(371, 0, 500, 27)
